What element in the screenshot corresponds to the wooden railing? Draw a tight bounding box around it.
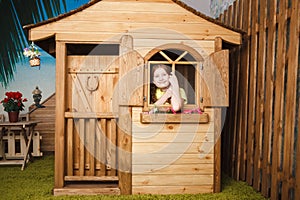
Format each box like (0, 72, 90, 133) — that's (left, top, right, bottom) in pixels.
(218, 0, 299, 199)
(65, 113, 118, 178)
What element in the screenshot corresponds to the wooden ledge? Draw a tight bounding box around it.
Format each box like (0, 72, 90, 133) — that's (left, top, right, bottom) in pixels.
(140, 113, 209, 124)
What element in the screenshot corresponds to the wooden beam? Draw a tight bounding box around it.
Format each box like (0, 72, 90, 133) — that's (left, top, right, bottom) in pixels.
(213, 37, 222, 193)
(55, 41, 66, 188)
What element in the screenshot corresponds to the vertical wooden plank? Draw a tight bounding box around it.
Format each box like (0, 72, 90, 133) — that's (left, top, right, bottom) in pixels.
(253, 0, 267, 191)
(84, 118, 91, 175)
(233, 46, 242, 181)
(79, 119, 85, 176)
(7, 132, 15, 157)
(95, 119, 101, 176)
(214, 108, 221, 192)
(237, 0, 244, 29)
(281, 0, 299, 198)
(118, 35, 144, 107)
(73, 120, 80, 176)
(89, 119, 96, 176)
(223, 10, 229, 25)
(100, 118, 107, 176)
(106, 119, 112, 176)
(239, 0, 251, 181)
(118, 106, 132, 195)
(232, 1, 238, 28)
(67, 118, 73, 176)
(261, 0, 276, 196)
(292, 1, 300, 198)
(296, 103, 300, 200)
(271, 0, 287, 198)
(246, 0, 258, 185)
(228, 5, 233, 27)
(55, 41, 66, 188)
(214, 37, 222, 193)
(239, 43, 249, 181)
(110, 119, 117, 176)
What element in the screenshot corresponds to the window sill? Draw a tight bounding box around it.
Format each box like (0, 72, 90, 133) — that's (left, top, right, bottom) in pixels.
(140, 113, 209, 124)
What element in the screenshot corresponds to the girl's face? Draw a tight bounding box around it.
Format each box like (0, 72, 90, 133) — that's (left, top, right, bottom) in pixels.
(153, 67, 170, 89)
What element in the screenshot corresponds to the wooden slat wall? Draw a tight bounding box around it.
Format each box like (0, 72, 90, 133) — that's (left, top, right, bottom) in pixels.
(131, 107, 215, 194)
(218, 0, 300, 199)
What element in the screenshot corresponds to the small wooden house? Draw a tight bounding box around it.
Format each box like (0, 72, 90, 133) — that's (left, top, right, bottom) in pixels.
(24, 0, 242, 195)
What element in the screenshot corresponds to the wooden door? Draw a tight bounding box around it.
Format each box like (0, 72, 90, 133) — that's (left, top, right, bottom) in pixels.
(65, 55, 119, 180)
(63, 43, 144, 195)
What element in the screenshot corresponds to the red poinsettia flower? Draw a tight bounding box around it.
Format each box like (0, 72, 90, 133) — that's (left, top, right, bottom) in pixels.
(0, 91, 27, 112)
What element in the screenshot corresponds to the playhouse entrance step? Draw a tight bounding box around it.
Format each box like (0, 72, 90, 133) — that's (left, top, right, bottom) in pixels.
(53, 175, 120, 196)
(53, 183, 120, 196)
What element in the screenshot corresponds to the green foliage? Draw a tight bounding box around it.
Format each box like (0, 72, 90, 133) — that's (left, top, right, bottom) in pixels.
(0, 0, 67, 88)
(0, 155, 268, 200)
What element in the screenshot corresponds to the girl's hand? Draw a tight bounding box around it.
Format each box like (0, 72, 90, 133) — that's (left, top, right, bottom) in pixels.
(169, 72, 179, 90)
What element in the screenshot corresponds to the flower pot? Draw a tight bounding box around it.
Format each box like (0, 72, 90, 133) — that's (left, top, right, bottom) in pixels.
(29, 57, 40, 67)
(8, 111, 19, 123)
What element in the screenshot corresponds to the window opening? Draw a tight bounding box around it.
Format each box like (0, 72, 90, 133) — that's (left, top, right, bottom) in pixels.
(147, 49, 199, 106)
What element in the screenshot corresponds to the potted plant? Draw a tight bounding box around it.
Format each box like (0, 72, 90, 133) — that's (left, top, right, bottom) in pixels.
(0, 91, 27, 122)
(23, 42, 41, 67)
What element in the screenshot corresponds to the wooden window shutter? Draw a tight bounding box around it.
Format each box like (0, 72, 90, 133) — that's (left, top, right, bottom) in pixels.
(201, 50, 229, 107)
(118, 35, 144, 106)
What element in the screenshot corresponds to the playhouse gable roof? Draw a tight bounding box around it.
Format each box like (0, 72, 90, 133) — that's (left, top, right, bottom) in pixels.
(24, 0, 242, 51)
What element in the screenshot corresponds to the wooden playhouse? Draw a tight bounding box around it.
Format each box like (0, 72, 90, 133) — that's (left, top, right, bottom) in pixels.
(24, 0, 242, 195)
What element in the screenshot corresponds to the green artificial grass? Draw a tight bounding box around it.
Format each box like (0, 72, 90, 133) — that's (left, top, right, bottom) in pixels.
(0, 155, 268, 200)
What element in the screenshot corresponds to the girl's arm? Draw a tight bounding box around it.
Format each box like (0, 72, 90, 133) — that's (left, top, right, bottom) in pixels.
(168, 72, 183, 111)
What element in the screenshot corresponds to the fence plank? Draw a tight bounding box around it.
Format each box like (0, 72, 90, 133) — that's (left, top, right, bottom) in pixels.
(296, 102, 300, 199)
(246, 0, 258, 186)
(282, 0, 299, 198)
(233, 47, 242, 180)
(253, 0, 267, 191)
(271, 0, 288, 198)
(261, 0, 276, 196)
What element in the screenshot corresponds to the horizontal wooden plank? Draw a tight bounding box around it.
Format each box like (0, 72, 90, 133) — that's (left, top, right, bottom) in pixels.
(140, 113, 209, 124)
(64, 112, 117, 119)
(64, 176, 118, 181)
(132, 185, 213, 194)
(132, 122, 214, 133)
(132, 142, 215, 154)
(0, 160, 23, 165)
(132, 174, 213, 186)
(132, 163, 214, 174)
(133, 132, 213, 143)
(132, 107, 215, 121)
(133, 153, 214, 165)
(53, 187, 120, 196)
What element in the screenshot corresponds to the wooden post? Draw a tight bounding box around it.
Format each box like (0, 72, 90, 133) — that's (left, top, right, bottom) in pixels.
(118, 35, 133, 194)
(117, 106, 132, 195)
(55, 41, 66, 188)
(213, 37, 222, 193)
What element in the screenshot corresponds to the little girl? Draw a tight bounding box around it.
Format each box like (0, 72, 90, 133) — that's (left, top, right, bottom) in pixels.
(150, 64, 187, 113)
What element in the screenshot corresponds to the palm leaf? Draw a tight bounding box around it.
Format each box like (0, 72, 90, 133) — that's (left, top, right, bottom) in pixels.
(0, 0, 70, 88)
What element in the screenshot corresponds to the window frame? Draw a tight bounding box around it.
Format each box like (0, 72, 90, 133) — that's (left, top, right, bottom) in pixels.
(144, 48, 201, 112)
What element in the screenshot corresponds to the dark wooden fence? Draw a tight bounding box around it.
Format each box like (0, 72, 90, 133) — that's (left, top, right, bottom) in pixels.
(218, 0, 299, 199)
